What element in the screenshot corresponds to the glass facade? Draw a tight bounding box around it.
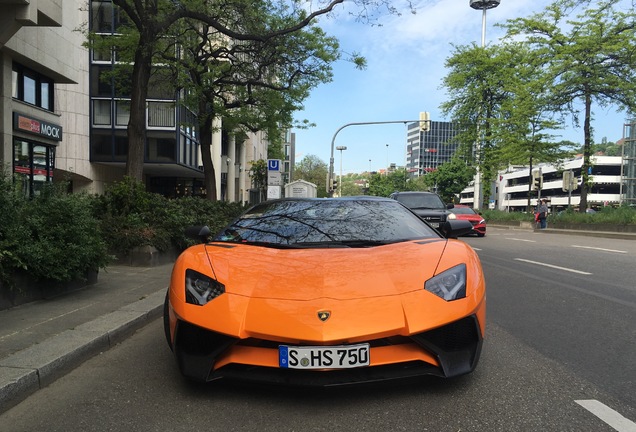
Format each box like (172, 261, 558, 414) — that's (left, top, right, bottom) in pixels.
(88, 0, 202, 185)
(407, 121, 461, 177)
(13, 139, 55, 197)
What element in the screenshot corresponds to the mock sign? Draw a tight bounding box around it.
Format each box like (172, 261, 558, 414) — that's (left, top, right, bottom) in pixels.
(13, 112, 63, 141)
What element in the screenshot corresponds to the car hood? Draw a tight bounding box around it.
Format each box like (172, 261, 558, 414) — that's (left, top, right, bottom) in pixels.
(410, 208, 449, 219)
(204, 239, 449, 301)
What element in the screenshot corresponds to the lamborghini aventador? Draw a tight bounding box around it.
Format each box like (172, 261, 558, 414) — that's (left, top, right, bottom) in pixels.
(164, 197, 486, 386)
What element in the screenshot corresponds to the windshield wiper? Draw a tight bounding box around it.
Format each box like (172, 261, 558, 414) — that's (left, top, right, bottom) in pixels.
(292, 239, 398, 248)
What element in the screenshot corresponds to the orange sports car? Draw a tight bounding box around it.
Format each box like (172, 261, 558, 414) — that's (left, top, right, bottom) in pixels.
(164, 197, 486, 386)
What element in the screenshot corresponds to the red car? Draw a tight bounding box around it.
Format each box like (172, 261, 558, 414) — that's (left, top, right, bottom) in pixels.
(447, 205, 486, 237)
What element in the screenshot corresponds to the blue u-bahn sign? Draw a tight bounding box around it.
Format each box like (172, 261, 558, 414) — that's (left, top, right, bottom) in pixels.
(268, 159, 280, 171)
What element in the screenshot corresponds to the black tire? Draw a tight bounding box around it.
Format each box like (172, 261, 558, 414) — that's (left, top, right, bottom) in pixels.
(163, 291, 174, 351)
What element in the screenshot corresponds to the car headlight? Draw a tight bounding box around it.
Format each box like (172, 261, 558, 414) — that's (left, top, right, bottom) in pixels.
(425, 264, 466, 301)
(479, 219, 485, 225)
(447, 213, 457, 220)
(185, 269, 225, 306)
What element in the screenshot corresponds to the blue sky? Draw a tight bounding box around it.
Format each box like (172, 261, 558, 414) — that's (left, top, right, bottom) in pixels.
(291, 0, 631, 175)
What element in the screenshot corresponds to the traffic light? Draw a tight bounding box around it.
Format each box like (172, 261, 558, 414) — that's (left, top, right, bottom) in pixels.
(562, 170, 571, 192)
(332, 177, 338, 192)
(531, 169, 543, 190)
(562, 170, 577, 192)
(419, 111, 430, 132)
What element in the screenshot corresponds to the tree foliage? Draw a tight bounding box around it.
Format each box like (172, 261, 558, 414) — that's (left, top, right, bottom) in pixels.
(294, 154, 329, 197)
(421, 158, 476, 203)
(500, 0, 636, 211)
(86, 0, 414, 192)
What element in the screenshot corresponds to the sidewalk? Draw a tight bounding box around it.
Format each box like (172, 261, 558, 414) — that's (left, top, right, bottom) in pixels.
(0, 263, 173, 414)
(490, 223, 636, 240)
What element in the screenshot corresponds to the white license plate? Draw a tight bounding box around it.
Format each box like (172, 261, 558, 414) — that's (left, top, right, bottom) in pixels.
(279, 344, 370, 369)
(429, 222, 440, 228)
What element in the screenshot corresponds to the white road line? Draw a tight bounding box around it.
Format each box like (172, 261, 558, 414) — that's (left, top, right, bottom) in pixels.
(572, 245, 627, 254)
(514, 258, 593, 275)
(506, 238, 536, 243)
(575, 400, 636, 432)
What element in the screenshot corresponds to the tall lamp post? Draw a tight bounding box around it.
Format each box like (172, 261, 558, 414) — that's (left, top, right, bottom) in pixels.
(336, 145, 347, 197)
(470, 0, 501, 210)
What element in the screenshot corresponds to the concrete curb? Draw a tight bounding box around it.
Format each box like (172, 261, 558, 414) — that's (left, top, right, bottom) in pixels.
(0, 289, 165, 414)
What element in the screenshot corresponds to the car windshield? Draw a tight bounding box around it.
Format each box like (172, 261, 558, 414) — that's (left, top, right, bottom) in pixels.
(395, 194, 445, 210)
(449, 207, 477, 215)
(214, 199, 439, 247)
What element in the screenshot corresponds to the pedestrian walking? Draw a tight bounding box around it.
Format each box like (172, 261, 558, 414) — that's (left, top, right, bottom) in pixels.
(536, 199, 549, 229)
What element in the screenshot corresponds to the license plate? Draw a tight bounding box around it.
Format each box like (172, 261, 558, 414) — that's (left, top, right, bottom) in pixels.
(279, 343, 370, 369)
(429, 222, 440, 228)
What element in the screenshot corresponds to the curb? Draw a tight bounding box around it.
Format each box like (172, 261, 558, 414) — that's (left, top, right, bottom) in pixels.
(0, 289, 165, 415)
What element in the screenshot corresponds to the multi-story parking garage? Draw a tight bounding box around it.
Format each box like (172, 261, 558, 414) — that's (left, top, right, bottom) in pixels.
(458, 120, 636, 212)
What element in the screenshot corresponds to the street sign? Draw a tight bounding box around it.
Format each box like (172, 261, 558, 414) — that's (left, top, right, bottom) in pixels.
(268, 171, 282, 186)
(267, 159, 281, 172)
(267, 185, 281, 199)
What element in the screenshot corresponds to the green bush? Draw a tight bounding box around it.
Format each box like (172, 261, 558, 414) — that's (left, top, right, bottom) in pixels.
(483, 205, 636, 225)
(93, 177, 246, 255)
(0, 175, 111, 287)
(0, 174, 246, 290)
(92, 177, 174, 255)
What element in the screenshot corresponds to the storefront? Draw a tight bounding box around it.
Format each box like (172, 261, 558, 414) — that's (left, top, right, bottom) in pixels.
(12, 112, 63, 197)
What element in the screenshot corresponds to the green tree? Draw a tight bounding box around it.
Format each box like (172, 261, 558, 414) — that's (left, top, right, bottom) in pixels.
(441, 43, 513, 208)
(294, 155, 329, 197)
(368, 168, 411, 197)
(89, 0, 411, 183)
(340, 178, 364, 197)
(421, 158, 475, 203)
(248, 159, 268, 202)
(168, 14, 338, 200)
(493, 42, 575, 210)
(501, 0, 636, 211)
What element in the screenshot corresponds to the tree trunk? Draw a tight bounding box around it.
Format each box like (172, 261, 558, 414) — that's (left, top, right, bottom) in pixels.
(199, 109, 217, 201)
(125, 44, 153, 181)
(580, 91, 592, 212)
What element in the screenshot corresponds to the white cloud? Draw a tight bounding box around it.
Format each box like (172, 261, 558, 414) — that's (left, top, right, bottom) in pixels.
(292, 0, 631, 174)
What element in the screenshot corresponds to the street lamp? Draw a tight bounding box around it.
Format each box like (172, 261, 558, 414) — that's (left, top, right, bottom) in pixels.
(470, 0, 501, 210)
(336, 145, 347, 197)
(470, 0, 501, 47)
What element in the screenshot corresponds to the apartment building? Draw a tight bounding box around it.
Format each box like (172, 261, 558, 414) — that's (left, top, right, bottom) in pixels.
(1, 0, 271, 202)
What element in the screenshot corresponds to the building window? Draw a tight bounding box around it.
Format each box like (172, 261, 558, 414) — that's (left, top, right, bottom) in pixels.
(12, 64, 54, 111)
(91, 0, 114, 32)
(93, 99, 112, 125)
(148, 101, 175, 128)
(115, 100, 130, 126)
(13, 139, 55, 197)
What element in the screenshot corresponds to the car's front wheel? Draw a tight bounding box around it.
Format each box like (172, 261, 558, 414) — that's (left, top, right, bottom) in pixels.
(163, 291, 173, 351)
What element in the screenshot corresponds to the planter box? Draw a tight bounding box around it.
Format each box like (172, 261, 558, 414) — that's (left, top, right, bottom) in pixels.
(115, 245, 178, 267)
(548, 222, 636, 233)
(0, 269, 98, 311)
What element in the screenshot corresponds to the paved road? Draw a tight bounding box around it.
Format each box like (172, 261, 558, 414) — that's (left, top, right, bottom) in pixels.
(1, 228, 634, 431)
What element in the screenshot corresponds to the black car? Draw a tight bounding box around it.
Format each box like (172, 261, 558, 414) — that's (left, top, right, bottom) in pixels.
(389, 191, 454, 229)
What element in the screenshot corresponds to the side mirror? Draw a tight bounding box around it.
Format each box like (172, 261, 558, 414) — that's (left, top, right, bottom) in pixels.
(184, 225, 211, 243)
(447, 203, 455, 209)
(439, 220, 473, 239)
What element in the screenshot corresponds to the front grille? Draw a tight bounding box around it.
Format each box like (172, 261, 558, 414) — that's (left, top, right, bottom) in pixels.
(237, 335, 412, 349)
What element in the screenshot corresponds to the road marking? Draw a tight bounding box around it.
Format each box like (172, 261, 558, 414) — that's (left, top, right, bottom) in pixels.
(572, 245, 627, 254)
(514, 258, 592, 275)
(506, 238, 536, 243)
(575, 400, 636, 432)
